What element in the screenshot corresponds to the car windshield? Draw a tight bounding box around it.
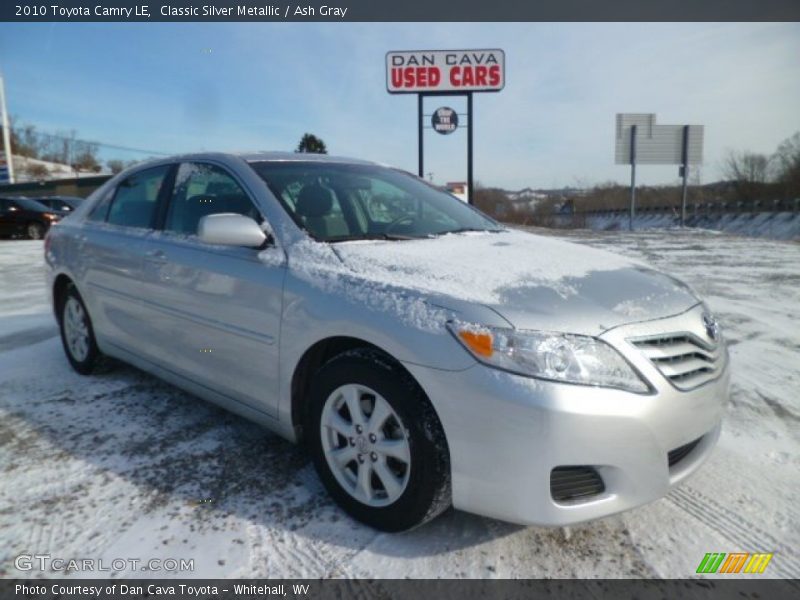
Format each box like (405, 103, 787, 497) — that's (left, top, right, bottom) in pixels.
(249, 161, 503, 242)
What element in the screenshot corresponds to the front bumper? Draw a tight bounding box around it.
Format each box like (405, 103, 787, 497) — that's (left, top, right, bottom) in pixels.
(404, 308, 729, 526)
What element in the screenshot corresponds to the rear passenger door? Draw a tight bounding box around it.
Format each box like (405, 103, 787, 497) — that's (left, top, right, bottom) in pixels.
(138, 161, 285, 416)
(78, 164, 174, 356)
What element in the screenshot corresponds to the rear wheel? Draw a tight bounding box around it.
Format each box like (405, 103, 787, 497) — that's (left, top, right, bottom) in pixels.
(59, 285, 102, 374)
(27, 222, 45, 240)
(306, 348, 451, 531)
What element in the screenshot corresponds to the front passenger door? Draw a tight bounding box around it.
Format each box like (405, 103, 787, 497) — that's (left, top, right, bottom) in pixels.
(138, 162, 285, 416)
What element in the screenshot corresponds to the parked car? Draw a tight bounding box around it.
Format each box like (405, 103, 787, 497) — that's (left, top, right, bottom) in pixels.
(34, 195, 83, 214)
(0, 196, 62, 239)
(44, 152, 729, 531)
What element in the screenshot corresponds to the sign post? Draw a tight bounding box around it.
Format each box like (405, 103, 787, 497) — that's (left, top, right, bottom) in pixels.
(386, 49, 505, 204)
(680, 124, 690, 226)
(629, 124, 637, 231)
(467, 92, 474, 206)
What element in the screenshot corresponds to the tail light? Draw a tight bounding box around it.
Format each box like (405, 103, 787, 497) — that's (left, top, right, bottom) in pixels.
(44, 230, 52, 255)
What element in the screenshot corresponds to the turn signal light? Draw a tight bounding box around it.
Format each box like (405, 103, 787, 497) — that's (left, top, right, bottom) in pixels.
(458, 330, 493, 357)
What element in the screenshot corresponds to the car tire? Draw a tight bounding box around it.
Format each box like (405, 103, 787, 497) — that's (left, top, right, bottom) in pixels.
(58, 284, 102, 375)
(27, 221, 45, 240)
(306, 348, 451, 532)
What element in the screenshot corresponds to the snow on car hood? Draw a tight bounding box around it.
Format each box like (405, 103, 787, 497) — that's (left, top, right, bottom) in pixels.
(330, 229, 699, 335)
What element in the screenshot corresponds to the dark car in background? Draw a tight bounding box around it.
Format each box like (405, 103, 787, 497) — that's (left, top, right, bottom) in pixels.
(0, 196, 62, 239)
(34, 196, 83, 215)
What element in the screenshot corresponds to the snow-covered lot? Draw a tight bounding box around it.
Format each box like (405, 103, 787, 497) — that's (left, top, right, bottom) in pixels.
(0, 229, 798, 579)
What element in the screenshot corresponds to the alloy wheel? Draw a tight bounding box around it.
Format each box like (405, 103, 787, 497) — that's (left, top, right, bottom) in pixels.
(320, 383, 411, 507)
(63, 297, 90, 362)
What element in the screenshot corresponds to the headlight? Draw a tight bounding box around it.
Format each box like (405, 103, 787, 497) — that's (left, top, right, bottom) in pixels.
(447, 322, 649, 393)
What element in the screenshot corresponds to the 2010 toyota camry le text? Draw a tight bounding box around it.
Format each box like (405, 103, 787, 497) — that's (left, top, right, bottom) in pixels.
(44, 152, 729, 532)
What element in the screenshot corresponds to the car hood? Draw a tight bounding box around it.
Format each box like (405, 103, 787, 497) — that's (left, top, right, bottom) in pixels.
(331, 229, 699, 336)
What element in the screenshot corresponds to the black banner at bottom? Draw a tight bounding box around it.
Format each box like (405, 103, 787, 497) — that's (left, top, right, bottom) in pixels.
(2, 579, 799, 600)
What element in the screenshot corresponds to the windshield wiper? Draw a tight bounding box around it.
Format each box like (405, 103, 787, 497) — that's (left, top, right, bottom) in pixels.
(326, 233, 417, 243)
(429, 227, 503, 237)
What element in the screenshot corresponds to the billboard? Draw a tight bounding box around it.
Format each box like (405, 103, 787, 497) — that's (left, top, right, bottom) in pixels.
(615, 113, 704, 165)
(386, 49, 505, 93)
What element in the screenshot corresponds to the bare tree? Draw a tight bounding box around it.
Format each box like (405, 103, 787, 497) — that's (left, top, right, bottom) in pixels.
(8, 117, 43, 158)
(723, 150, 771, 201)
(772, 132, 800, 198)
(724, 150, 770, 183)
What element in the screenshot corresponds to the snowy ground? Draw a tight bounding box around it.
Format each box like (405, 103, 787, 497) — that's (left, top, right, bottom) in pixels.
(0, 230, 798, 579)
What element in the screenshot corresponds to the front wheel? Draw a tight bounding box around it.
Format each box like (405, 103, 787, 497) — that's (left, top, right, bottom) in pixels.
(306, 348, 451, 532)
(59, 285, 102, 374)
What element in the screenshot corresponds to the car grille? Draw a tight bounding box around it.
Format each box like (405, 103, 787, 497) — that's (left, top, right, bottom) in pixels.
(550, 466, 605, 502)
(668, 437, 702, 467)
(630, 333, 724, 390)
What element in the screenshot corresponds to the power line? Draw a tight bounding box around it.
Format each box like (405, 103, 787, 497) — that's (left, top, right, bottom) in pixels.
(12, 125, 170, 157)
(45, 131, 169, 156)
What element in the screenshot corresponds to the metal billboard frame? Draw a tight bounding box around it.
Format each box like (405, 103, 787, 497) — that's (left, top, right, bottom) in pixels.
(616, 113, 704, 228)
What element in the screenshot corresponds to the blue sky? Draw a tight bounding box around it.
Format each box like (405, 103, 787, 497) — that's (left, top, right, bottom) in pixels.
(0, 22, 798, 189)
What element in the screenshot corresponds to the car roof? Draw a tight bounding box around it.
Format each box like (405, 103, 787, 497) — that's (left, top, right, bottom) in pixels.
(136, 151, 377, 166)
(237, 151, 375, 165)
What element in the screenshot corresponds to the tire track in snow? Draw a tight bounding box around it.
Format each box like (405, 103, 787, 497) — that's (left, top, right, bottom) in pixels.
(668, 486, 800, 579)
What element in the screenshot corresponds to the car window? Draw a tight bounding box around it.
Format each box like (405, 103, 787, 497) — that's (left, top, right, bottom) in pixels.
(164, 162, 262, 235)
(87, 187, 116, 222)
(107, 166, 170, 229)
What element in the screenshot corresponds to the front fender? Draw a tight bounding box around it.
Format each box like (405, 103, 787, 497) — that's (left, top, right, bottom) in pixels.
(275, 266, 510, 434)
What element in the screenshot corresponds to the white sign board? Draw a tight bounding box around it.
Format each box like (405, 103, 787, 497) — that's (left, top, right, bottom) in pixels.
(386, 49, 505, 93)
(615, 113, 704, 165)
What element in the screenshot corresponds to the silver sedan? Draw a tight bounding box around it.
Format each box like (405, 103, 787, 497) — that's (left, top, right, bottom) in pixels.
(44, 152, 729, 531)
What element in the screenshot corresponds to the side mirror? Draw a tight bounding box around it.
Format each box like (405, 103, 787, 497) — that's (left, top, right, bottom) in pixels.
(197, 213, 267, 248)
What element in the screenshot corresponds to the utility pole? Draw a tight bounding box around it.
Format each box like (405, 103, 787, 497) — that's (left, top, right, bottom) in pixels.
(0, 74, 15, 184)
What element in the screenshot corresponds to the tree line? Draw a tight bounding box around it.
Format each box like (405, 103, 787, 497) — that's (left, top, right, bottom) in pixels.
(8, 118, 330, 182)
(474, 131, 800, 225)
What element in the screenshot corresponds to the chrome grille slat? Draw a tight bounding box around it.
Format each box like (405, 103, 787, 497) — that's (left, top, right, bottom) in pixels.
(656, 357, 715, 378)
(639, 342, 717, 361)
(630, 331, 724, 391)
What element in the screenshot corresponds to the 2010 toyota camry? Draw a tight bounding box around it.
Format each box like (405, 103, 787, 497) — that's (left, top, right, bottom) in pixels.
(44, 152, 729, 531)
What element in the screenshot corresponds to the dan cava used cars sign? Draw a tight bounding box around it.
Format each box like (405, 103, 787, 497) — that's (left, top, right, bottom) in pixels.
(386, 49, 505, 93)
